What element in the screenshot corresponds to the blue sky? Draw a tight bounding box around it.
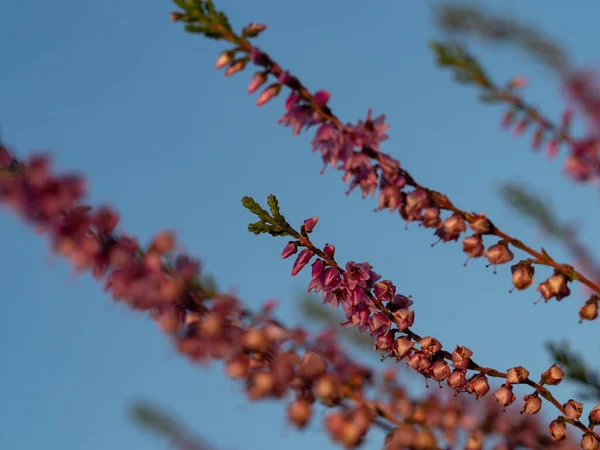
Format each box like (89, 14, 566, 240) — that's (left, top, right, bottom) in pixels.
(2, 1, 600, 449)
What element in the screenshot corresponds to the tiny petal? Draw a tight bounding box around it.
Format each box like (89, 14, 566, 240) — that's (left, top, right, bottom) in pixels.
(257, 83, 282, 107)
(281, 242, 298, 259)
(302, 216, 319, 233)
(291, 249, 313, 276)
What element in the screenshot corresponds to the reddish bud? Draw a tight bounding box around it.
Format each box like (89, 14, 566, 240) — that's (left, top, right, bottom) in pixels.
(215, 50, 235, 70)
(256, 83, 282, 106)
(291, 249, 313, 276)
(224, 59, 247, 76)
(281, 242, 298, 259)
(243, 327, 269, 352)
(506, 366, 529, 384)
(563, 399, 583, 420)
(323, 243, 335, 258)
(315, 375, 341, 406)
(170, 12, 184, 21)
(299, 352, 326, 379)
(462, 234, 485, 261)
(302, 216, 318, 233)
(248, 71, 268, 94)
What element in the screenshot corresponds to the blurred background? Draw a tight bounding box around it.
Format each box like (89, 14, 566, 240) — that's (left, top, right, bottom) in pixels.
(2, 1, 600, 449)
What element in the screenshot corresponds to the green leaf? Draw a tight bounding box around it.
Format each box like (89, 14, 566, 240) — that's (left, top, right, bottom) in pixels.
(241, 196, 270, 221)
(267, 194, 287, 225)
(479, 93, 499, 103)
(247, 221, 271, 235)
(171, 0, 192, 12)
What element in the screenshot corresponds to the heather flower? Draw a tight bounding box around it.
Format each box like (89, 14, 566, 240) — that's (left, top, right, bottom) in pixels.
(447, 369, 468, 390)
(406, 351, 432, 373)
(393, 336, 414, 359)
(341, 303, 371, 332)
(541, 364, 564, 385)
(462, 234, 485, 263)
(589, 404, 600, 424)
(452, 346, 473, 370)
(580, 298, 599, 322)
(299, 352, 326, 379)
(467, 374, 490, 399)
(548, 417, 567, 441)
(287, 400, 312, 428)
(494, 382, 516, 409)
(435, 214, 467, 242)
(374, 332, 395, 352)
(510, 263, 535, 291)
(393, 308, 415, 331)
(373, 280, 396, 301)
(419, 336, 442, 356)
(506, 366, 530, 384)
(563, 399, 583, 420)
(485, 242, 514, 272)
(352, 109, 390, 152)
(421, 207, 441, 228)
(343, 261, 372, 290)
(537, 273, 571, 302)
(368, 312, 391, 337)
(431, 360, 450, 383)
(581, 433, 600, 450)
(469, 213, 492, 234)
(278, 104, 313, 136)
(522, 393, 542, 415)
(314, 375, 341, 406)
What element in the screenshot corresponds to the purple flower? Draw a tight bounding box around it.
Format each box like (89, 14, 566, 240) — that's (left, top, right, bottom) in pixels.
(343, 261, 371, 290)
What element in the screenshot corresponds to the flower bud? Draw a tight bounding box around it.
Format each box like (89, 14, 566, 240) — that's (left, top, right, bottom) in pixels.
(468, 374, 490, 399)
(447, 369, 467, 390)
(224, 59, 247, 76)
(225, 355, 250, 379)
(281, 242, 297, 259)
(506, 366, 529, 384)
(248, 71, 268, 94)
(494, 382, 516, 409)
(215, 50, 235, 70)
(291, 249, 313, 276)
(393, 308, 415, 331)
(510, 263, 535, 291)
(302, 216, 319, 233)
(452, 346, 473, 370)
(541, 364, 564, 386)
(563, 399, 583, 420)
(407, 351, 431, 373)
(323, 243, 335, 258)
(243, 327, 269, 352)
(435, 214, 466, 242)
(170, 12, 184, 22)
(522, 393, 542, 414)
(548, 417, 567, 441)
(256, 83, 282, 106)
(581, 433, 599, 450)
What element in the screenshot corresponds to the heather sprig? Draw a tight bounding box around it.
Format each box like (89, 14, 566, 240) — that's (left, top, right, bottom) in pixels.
(244, 195, 600, 443)
(172, 3, 600, 322)
(431, 41, 600, 184)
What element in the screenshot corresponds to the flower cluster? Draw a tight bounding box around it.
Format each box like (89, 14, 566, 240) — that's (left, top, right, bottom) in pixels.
(172, 7, 600, 324)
